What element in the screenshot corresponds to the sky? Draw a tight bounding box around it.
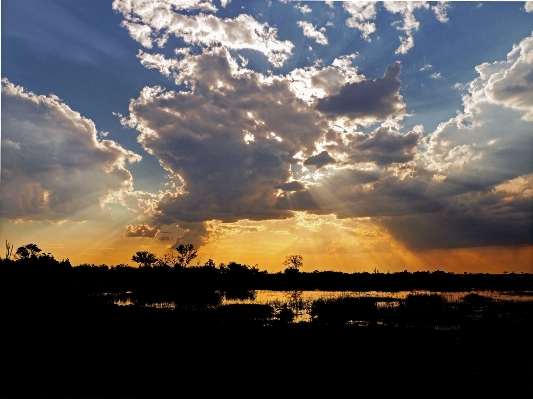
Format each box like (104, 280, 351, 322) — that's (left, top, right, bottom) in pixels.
(1, 0, 532, 273)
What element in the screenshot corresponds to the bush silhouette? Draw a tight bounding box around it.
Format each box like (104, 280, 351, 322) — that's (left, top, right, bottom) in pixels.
(311, 296, 377, 324)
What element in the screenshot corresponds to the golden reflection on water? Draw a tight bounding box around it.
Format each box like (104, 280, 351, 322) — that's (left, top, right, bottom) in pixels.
(109, 289, 533, 323)
(222, 289, 533, 323)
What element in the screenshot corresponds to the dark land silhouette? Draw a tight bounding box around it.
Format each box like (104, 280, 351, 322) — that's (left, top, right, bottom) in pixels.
(1, 244, 532, 397)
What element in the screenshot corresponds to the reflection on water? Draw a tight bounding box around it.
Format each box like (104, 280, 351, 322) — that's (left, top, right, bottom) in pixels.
(104, 289, 533, 324)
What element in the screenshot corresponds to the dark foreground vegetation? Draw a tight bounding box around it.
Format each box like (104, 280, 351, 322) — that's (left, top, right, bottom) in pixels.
(1, 244, 532, 397)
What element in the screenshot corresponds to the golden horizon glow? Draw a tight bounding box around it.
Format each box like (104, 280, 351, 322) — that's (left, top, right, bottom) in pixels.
(3, 213, 532, 274)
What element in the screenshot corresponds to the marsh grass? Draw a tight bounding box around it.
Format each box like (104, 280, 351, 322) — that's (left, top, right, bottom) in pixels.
(310, 296, 378, 324)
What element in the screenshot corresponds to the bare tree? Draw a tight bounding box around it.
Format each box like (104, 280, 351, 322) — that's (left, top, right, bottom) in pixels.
(159, 252, 180, 267)
(5, 239, 13, 259)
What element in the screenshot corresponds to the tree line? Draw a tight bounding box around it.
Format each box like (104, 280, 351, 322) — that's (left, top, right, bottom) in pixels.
(1, 241, 531, 292)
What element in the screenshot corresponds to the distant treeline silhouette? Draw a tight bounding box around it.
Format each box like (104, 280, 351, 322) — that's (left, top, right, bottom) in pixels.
(1, 242, 532, 293)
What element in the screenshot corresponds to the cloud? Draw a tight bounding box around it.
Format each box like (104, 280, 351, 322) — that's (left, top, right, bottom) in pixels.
(343, 1, 448, 53)
(381, 203, 532, 250)
(286, 54, 361, 104)
(279, 213, 392, 256)
(172, 219, 265, 249)
(277, 166, 438, 220)
(277, 33, 533, 251)
(432, 2, 451, 23)
(382, 36, 533, 249)
(124, 223, 161, 238)
(297, 21, 328, 45)
(112, 0, 217, 15)
(420, 99, 533, 197)
(343, 1, 377, 41)
(422, 35, 533, 180)
(381, 172, 533, 250)
(296, 4, 311, 14)
(303, 150, 336, 169)
(175, 222, 209, 248)
(315, 62, 405, 120)
(345, 126, 421, 166)
(121, 29, 533, 252)
(430, 72, 442, 79)
(525, 2, 533, 13)
(494, 172, 533, 197)
(473, 33, 533, 120)
(1, 79, 140, 222)
(383, 2, 430, 54)
(275, 181, 307, 192)
(112, 0, 294, 67)
(121, 49, 330, 226)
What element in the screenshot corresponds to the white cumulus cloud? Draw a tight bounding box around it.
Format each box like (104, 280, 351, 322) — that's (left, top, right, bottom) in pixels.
(471, 32, 533, 120)
(343, 1, 377, 41)
(297, 21, 328, 45)
(342, 1, 449, 54)
(296, 4, 312, 14)
(112, 0, 294, 67)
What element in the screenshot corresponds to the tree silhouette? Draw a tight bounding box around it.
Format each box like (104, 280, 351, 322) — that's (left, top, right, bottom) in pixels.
(159, 252, 180, 267)
(15, 243, 42, 259)
(175, 244, 197, 267)
(283, 255, 303, 274)
(132, 251, 158, 268)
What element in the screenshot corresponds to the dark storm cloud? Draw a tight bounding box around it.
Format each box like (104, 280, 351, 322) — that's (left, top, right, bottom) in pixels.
(381, 193, 533, 250)
(315, 62, 405, 120)
(275, 181, 307, 192)
(275, 190, 322, 213)
(275, 169, 442, 219)
(303, 151, 336, 169)
(347, 126, 420, 166)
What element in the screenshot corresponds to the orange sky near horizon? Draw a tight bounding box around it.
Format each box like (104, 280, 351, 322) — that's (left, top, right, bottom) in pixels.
(3, 212, 532, 274)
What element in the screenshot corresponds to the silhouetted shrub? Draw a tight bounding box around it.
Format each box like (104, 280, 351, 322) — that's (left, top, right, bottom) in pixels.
(387, 292, 461, 327)
(405, 292, 447, 308)
(461, 293, 492, 304)
(277, 304, 295, 323)
(132, 286, 222, 309)
(311, 296, 377, 324)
